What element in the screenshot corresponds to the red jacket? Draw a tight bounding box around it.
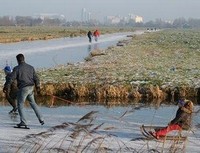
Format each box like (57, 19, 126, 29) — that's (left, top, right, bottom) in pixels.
(93, 30, 100, 37)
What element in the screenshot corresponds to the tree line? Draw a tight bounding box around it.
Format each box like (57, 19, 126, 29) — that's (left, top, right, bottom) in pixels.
(0, 16, 200, 28)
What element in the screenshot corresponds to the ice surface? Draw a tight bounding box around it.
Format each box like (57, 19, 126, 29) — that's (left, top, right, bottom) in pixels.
(0, 32, 132, 69)
(0, 104, 200, 152)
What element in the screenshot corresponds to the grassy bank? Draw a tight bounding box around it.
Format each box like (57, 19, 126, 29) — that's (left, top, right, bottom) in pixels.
(37, 29, 200, 102)
(0, 26, 135, 43)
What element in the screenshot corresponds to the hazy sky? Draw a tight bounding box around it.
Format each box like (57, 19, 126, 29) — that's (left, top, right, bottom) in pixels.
(0, 0, 200, 22)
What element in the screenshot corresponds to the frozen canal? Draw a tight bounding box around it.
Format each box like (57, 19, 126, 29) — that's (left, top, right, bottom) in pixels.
(0, 32, 133, 69)
(0, 103, 200, 152)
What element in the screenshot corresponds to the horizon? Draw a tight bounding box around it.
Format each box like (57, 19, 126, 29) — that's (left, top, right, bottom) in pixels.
(1, 0, 200, 22)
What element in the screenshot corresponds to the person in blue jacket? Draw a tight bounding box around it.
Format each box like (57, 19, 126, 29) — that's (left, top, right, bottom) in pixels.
(3, 65, 18, 114)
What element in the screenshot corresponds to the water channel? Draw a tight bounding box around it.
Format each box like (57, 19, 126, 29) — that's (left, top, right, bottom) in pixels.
(0, 32, 132, 69)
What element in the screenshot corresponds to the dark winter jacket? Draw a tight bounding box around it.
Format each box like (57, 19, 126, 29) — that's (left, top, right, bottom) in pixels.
(4, 73, 18, 99)
(87, 31, 92, 38)
(169, 106, 192, 130)
(4, 62, 40, 90)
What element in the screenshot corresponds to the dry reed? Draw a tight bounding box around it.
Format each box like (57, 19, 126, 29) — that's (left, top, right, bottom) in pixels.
(12, 109, 188, 153)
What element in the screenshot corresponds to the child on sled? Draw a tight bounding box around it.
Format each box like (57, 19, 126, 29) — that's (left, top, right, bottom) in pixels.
(151, 99, 193, 139)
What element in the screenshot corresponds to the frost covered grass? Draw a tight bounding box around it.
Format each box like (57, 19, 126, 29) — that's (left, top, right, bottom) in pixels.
(41, 29, 200, 86)
(35, 29, 200, 101)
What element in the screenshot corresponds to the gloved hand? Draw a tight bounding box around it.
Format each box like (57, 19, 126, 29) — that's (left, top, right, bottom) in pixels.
(36, 86, 41, 95)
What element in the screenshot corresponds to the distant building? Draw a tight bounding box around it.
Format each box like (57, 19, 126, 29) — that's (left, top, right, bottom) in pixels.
(81, 8, 87, 22)
(123, 17, 129, 23)
(104, 13, 143, 25)
(105, 16, 121, 24)
(135, 16, 143, 23)
(87, 12, 91, 21)
(128, 14, 135, 20)
(33, 14, 66, 26)
(35, 13, 65, 20)
(81, 8, 92, 22)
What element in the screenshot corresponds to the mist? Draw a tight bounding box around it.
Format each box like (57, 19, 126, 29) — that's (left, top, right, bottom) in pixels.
(0, 0, 200, 22)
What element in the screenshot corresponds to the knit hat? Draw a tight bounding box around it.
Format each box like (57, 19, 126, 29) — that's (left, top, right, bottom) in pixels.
(4, 65, 12, 73)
